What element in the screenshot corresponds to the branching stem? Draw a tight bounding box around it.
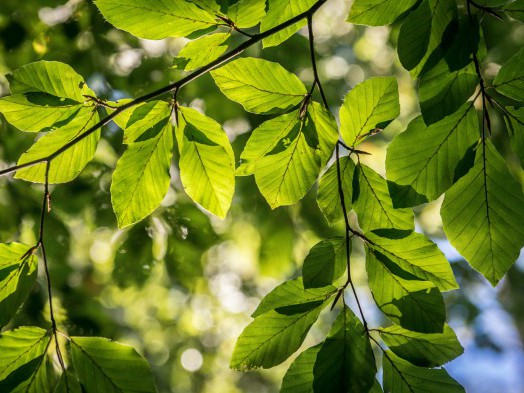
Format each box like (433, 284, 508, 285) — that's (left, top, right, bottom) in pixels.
(0, 0, 327, 178)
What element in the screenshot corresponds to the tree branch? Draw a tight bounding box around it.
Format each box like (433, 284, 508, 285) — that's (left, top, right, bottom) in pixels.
(0, 0, 327, 178)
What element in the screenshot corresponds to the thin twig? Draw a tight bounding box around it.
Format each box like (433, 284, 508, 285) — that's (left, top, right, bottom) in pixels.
(0, 0, 328, 178)
(307, 14, 329, 108)
(36, 163, 67, 375)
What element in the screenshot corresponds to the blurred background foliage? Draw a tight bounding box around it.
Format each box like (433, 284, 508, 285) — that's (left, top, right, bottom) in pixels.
(1, 0, 523, 392)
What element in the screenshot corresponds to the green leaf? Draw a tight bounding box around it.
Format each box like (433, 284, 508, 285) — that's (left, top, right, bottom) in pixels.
(366, 247, 445, 333)
(383, 351, 465, 393)
(237, 112, 299, 176)
(302, 238, 346, 289)
(441, 140, 524, 285)
(353, 164, 414, 232)
(280, 344, 321, 393)
(173, 33, 230, 72)
(503, 107, 524, 167)
(307, 102, 339, 167)
(419, 60, 478, 124)
(397, 0, 457, 76)
(317, 156, 355, 225)
(113, 100, 171, 144)
(111, 116, 173, 228)
(227, 0, 266, 28)
(53, 372, 83, 393)
(211, 57, 307, 114)
(15, 108, 101, 184)
(380, 324, 464, 367)
(0, 327, 52, 392)
(339, 77, 400, 147)
(176, 106, 235, 219)
(347, 0, 418, 26)
(312, 306, 376, 393)
(0, 94, 84, 133)
(93, 0, 217, 40)
(0, 243, 38, 327)
(252, 277, 336, 318)
(230, 299, 329, 370)
(366, 230, 458, 291)
(260, 0, 316, 48)
(254, 115, 321, 208)
(494, 47, 524, 101)
(504, 0, 524, 22)
(6, 61, 94, 102)
(386, 104, 479, 207)
(70, 336, 156, 393)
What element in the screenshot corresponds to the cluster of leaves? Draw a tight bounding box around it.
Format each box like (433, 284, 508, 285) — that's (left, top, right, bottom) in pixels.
(0, 0, 523, 392)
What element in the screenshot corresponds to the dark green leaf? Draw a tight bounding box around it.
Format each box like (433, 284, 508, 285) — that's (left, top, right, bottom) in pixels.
(302, 238, 346, 288)
(312, 306, 376, 393)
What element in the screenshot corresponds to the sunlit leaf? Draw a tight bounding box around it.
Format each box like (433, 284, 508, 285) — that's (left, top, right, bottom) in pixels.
(0, 243, 38, 327)
(173, 33, 230, 72)
(353, 164, 414, 232)
(280, 344, 321, 393)
(383, 351, 465, 393)
(366, 247, 445, 333)
(380, 324, 463, 367)
(70, 336, 156, 393)
(231, 300, 328, 370)
(441, 140, 524, 285)
(252, 277, 336, 318)
(227, 0, 266, 28)
(386, 105, 479, 207)
(111, 115, 173, 228)
(317, 156, 355, 225)
(15, 108, 101, 184)
(94, 0, 217, 40)
(211, 57, 307, 114)
(494, 47, 524, 101)
(339, 77, 400, 147)
(260, 0, 316, 48)
(0, 327, 52, 392)
(176, 106, 235, 219)
(347, 0, 418, 26)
